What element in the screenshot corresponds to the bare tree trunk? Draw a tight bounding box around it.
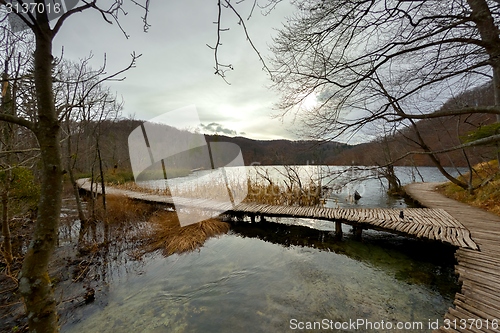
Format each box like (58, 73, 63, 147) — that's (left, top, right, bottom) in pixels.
(494, 73, 500, 164)
(1, 72, 13, 272)
(65, 123, 87, 225)
(18, 23, 62, 333)
(68, 163, 88, 252)
(1, 182, 13, 272)
(69, 166, 87, 223)
(467, 0, 500, 164)
(97, 140, 106, 213)
(96, 139, 110, 245)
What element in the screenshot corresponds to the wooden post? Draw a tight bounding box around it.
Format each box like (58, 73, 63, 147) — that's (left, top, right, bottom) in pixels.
(335, 221, 343, 239)
(353, 225, 363, 240)
(250, 214, 255, 223)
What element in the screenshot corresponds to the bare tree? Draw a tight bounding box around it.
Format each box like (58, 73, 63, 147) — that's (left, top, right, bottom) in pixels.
(0, 2, 149, 331)
(0, 23, 35, 277)
(55, 56, 124, 231)
(270, 0, 500, 189)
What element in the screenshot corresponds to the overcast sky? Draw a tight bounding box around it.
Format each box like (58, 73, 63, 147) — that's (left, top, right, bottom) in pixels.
(52, 0, 300, 141)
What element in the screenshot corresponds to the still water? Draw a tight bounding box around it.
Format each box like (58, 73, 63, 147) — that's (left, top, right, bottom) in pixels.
(61, 166, 461, 332)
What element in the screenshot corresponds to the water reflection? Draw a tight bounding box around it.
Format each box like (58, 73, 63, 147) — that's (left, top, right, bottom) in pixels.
(61, 220, 458, 333)
(59, 166, 461, 332)
(230, 220, 458, 298)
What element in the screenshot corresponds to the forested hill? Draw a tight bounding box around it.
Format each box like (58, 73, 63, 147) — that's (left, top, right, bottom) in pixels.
(97, 109, 495, 175)
(205, 135, 350, 165)
(93, 119, 351, 172)
(329, 82, 498, 167)
(329, 112, 497, 167)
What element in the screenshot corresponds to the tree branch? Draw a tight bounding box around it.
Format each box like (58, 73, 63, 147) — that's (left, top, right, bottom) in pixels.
(0, 113, 34, 131)
(394, 105, 500, 120)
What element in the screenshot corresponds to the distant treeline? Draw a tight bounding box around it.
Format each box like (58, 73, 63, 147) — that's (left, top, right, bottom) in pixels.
(77, 119, 351, 174)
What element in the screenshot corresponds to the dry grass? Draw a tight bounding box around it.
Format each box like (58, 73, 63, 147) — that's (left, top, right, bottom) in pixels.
(89, 195, 230, 256)
(438, 160, 500, 216)
(92, 194, 158, 224)
(139, 211, 230, 256)
(168, 178, 240, 200)
(244, 180, 322, 206)
(108, 172, 323, 207)
(108, 181, 172, 196)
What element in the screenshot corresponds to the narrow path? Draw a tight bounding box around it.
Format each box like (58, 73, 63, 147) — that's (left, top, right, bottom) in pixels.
(405, 182, 500, 333)
(77, 178, 477, 249)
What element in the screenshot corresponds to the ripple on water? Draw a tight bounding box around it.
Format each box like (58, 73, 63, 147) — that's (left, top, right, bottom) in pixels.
(62, 232, 456, 333)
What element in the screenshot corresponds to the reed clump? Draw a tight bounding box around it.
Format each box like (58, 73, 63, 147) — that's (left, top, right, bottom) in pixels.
(108, 181, 172, 196)
(139, 212, 230, 256)
(244, 179, 322, 206)
(110, 176, 323, 207)
(89, 195, 230, 256)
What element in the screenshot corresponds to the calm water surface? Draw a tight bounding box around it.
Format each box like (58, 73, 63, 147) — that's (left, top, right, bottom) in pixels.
(61, 166, 461, 332)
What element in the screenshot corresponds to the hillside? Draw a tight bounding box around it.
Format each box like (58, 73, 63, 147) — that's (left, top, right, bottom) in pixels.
(75, 119, 352, 175)
(206, 135, 349, 165)
(331, 113, 497, 167)
(330, 82, 498, 167)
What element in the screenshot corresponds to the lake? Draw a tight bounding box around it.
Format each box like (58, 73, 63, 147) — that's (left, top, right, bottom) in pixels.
(61, 166, 463, 332)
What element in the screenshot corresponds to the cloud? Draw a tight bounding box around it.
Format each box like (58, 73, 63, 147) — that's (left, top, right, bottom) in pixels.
(200, 122, 238, 136)
(52, 1, 299, 141)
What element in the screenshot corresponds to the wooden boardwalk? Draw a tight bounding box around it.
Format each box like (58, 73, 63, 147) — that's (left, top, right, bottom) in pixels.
(79, 179, 500, 331)
(77, 179, 477, 249)
(405, 182, 500, 333)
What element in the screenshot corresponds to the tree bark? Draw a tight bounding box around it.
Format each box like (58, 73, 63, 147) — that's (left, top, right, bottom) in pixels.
(1, 72, 14, 272)
(467, 0, 500, 163)
(18, 20, 62, 333)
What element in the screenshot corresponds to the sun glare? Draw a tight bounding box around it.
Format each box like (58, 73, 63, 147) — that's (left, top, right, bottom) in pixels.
(300, 93, 318, 111)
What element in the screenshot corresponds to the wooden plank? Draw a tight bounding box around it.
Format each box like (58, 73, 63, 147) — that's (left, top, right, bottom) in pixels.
(455, 294, 500, 320)
(446, 308, 483, 333)
(458, 257, 500, 277)
(461, 282, 500, 312)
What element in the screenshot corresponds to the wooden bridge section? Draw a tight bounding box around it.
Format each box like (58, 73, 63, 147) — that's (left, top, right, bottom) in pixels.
(227, 203, 477, 249)
(77, 179, 477, 249)
(405, 182, 500, 333)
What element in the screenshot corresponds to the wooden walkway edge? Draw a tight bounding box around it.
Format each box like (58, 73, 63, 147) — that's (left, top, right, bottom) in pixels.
(405, 182, 500, 333)
(77, 178, 477, 250)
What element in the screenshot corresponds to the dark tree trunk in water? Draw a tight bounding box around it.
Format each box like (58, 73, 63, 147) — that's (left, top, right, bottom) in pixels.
(66, 127, 88, 226)
(18, 22, 62, 333)
(1, 180, 12, 271)
(384, 165, 402, 195)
